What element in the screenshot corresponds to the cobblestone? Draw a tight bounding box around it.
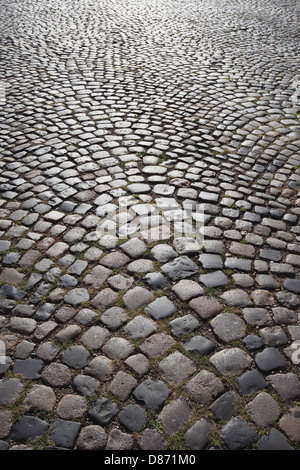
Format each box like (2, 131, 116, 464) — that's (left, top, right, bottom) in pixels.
(0, 0, 300, 452)
(219, 418, 257, 450)
(158, 399, 192, 435)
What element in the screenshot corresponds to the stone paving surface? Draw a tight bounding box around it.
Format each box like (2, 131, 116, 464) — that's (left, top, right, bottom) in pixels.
(0, 0, 300, 451)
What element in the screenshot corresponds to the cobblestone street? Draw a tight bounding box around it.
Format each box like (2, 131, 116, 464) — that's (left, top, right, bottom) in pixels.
(0, 0, 300, 451)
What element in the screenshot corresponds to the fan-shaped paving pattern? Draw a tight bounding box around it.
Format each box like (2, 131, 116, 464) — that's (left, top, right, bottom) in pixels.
(0, 0, 300, 451)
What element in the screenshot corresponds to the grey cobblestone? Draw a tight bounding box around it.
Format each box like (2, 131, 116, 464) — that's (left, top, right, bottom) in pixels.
(158, 399, 192, 435)
(0, 0, 300, 451)
(158, 351, 196, 386)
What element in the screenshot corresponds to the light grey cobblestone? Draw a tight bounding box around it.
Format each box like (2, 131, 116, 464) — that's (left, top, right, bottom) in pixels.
(0, 0, 299, 451)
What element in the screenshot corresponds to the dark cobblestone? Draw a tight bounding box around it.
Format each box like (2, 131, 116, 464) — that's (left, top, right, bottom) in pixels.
(0, 0, 299, 452)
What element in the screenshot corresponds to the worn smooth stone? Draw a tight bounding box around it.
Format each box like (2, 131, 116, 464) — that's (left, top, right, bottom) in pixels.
(55, 325, 82, 344)
(236, 370, 267, 395)
(125, 353, 150, 376)
(225, 257, 252, 272)
(260, 249, 282, 262)
(88, 398, 119, 425)
(260, 326, 288, 347)
(9, 317, 37, 335)
(186, 370, 224, 405)
(33, 321, 58, 343)
(245, 392, 281, 426)
(118, 405, 147, 432)
(151, 244, 178, 262)
(199, 270, 229, 288)
(120, 238, 147, 258)
(100, 252, 130, 268)
(276, 291, 300, 309)
(13, 358, 43, 380)
(107, 274, 134, 291)
(124, 315, 157, 339)
(273, 306, 298, 324)
(255, 276, 279, 292)
(173, 237, 202, 255)
(50, 420, 81, 449)
(210, 392, 237, 421)
(80, 326, 110, 350)
(0, 241, 11, 253)
(199, 253, 223, 269)
(22, 384, 56, 412)
(184, 335, 216, 356)
(0, 410, 12, 439)
(255, 347, 287, 372)
(233, 274, 254, 287)
(102, 337, 135, 359)
(185, 419, 212, 450)
(64, 288, 90, 306)
(106, 428, 134, 450)
(279, 407, 300, 442)
(172, 280, 204, 300)
(35, 303, 56, 321)
(3, 252, 21, 265)
(57, 394, 87, 420)
(158, 351, 196, 386)
(58, 274, 78, 288)
(0, 268, 26, 285)
(41, 363, 72, 387)
(210, 348, 253, 377)
(284, 279, 300, 294)
(76, 425, 107, 450)
(133, 377, 171, 410)
(128, 183, 151, 193)
(54, 306, 77, 323)
(91, 288, 118, 308)
(12, 304, 35, 317)
(127, 259, 154, 273)
(251, 289, 275, 307)
(242, 308, 272, 326)
(0, 285, 26, 300)
(242, 334, 264, 350)
(100, 307, 128, 331)
(15, 340, 36, 359)
(229, 242, 255, 258)
(83, 265, 112, 288)
(122, 287, 155, 310)
(139, 333, 176, 358)
(61, 345, 91, 369)
(73, 375, 100, 396)
(211, 313, 246, 342)
(0, 378, 23, 405)
(10, 416, 49, 443)
(189, 296, 222, 319)
(257, 428, 294, 450)
(144, 296, 177, 320)
(161, 256, 199, 280)
(220, 417, 257, 450)
(84, 356, 114, 382)
(267, 373, 300, 401)
(138, 429, 166, 451)
(143, 272, 168, 290)
(158, 399, 192, 435)
(221, 289, 253, 307)
(168, 314, 200, 337)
